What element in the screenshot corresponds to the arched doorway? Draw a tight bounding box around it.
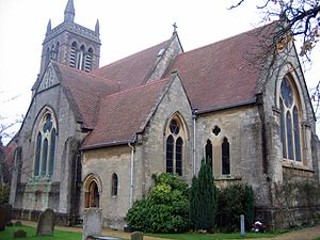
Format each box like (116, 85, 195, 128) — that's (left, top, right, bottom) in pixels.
(84, 175, 101, 208)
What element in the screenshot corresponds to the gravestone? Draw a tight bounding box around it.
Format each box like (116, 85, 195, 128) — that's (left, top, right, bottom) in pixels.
(82, 208, 102, 240)
(3, 203, 13, 224)
(0, 205, 6, 231)
(15, 220, 22, 226)
(131, 231, 143, 240)
(13, 229, 27, 238)
(36, 208, 55, 236)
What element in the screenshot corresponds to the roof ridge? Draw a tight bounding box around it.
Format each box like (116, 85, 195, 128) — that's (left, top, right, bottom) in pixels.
(102, 77, 171, 99)
(181, 21, 278, 56)
(55, 62, 119, 85)
(96, 39, 171, 69)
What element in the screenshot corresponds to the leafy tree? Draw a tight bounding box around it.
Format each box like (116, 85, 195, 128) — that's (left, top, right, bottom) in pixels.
(126, 173, 189, 233)
(189, 159, 217, 232)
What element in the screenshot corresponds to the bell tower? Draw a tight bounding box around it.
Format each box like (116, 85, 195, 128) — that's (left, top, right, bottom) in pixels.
(39, 0, 101, 75)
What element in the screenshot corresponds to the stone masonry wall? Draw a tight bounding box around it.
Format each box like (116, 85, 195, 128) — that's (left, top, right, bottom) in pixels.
(82, 146, 132, 229)
(10, 65, 81, 217)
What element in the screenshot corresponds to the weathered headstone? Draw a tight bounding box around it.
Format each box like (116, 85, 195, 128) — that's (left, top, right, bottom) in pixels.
(15, 220, 22, 226)
(0, 205, 6, 231)
(36, 208, 55, 236)
(13, 229, 27, 238)
(131, 231, 143, 240)
(82, 208, 102, 240)
(3, 203, 13, 224)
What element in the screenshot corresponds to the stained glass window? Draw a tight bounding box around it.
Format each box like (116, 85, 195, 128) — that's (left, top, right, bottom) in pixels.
(34, 133, 42, 176)
(176, 137, 183, 176)
(169, 119, 180, 135)
(281, 78, 293, 108)
(34, 111, 57, 178)
(293, 107, 301, 161)
(222, 138, 230, 175)
(166, 135, 174, 173)
(279, 75, 302, 162)
(111, 173, 118, 196)
(205, 139, 213, 168)
(165, 117, 185, 176)
(49, 128, 56, 175)
(41, 139, 48, 176)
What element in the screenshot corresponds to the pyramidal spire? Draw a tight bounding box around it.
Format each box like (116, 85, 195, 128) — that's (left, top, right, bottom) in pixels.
(64, 0, 75, 22)
(95, 19, 100, 34)
(46, 19, 52, 34)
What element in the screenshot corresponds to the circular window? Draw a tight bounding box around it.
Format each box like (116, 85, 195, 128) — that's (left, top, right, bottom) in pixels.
(169, 119, 180, 134)
(281, 77, 293, 108)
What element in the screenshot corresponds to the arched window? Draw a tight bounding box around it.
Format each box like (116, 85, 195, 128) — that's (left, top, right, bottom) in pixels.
(84, 47, 93, 72)
(33, 111, 57, 177)
(165, 118, 186, 176)
(48, 128, 56, 175)
(69, 42, 93, 72)
(166, 135, 174, 173)
(34, 133, 42, 176)
(176, 137, 183, 176)
(279, 75, 302, 162)
(205, 139, 213, 168)
(222, 137, 230, 175)
(70, 41, 77, 68)
(111, 173, 118, 196)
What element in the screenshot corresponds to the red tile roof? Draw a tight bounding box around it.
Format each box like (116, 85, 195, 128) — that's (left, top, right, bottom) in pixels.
(53, 22, 278, 148)
(165, 22, 277, 112)
(54, 63, 119, 129)
(82, 77, 173, 149)
(92, 40, 171, 91)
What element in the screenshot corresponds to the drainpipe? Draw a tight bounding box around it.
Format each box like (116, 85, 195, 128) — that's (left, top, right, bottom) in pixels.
(193, 111, 197, 175)
(128, 142, 135, 208)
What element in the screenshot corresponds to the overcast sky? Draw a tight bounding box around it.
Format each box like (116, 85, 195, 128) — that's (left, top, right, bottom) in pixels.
(0, 0, 319, 143)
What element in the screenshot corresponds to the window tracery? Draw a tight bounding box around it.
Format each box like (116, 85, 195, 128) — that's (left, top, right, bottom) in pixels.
(165, 116, 186, 176)
(33, 111, 57, 178)
(279, 74, 302, 162)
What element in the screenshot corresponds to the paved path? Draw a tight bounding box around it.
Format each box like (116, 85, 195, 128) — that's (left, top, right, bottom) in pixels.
(21, 220, 320, 240)
(251, 224, 320, 240)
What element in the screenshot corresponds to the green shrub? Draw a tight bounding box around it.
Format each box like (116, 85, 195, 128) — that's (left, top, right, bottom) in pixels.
(216, 183, 254, 232)
(0, 186, 10, 205)
(189, 159, 217, 232)
(126, 173, 189, 233)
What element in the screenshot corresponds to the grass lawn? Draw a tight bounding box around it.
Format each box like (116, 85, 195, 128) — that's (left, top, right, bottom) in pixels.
(0, 224, 281, 240)
(148, 232, 279, 240)
(0, 225, 82, 240)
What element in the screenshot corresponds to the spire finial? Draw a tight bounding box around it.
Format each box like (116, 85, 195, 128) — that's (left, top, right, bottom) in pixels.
(46, 19, 52, 34)
(95, 19, 100, 34)
(64, 0, 75, 22)
(172, 22, 178, 34)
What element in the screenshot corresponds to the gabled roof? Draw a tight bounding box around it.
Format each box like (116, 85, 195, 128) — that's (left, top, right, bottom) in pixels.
(165, 22, 277, 113)
(92, 40, 171, 91)
(53, 63, 119, 129)
(82, 77, 175, 149)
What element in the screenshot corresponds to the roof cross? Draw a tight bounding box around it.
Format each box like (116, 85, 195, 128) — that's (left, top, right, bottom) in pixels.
(173, 22, 178, 33)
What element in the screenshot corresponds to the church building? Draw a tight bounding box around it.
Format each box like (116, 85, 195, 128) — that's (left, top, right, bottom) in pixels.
(9, 0, 320, 229)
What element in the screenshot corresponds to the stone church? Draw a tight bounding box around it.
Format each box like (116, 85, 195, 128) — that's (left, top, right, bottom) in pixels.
(8, 0, 320, 229)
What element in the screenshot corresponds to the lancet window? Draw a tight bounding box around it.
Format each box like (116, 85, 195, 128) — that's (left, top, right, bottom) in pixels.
(34, 111, 57, 177)
(279, 74, 302, 162)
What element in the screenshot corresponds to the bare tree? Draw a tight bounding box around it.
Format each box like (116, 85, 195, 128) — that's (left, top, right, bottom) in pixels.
(230, 0, 320, 119)
(230, 0, 320, 57)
